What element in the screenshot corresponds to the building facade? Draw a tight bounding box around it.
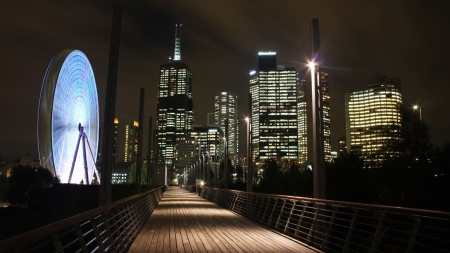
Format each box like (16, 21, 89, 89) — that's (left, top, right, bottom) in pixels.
(214, 91, 238, 166)
(345, 74, 403, 168)
(113, 118, 139, 164)
(155, 25, 194, 171)
(250, 52, 299, 165)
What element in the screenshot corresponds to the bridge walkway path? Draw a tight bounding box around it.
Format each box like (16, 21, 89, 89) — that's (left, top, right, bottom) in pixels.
(128, 186, 320, 253)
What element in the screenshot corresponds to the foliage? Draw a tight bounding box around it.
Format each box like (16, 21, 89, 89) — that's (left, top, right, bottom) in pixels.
(326, 152, 374, 203)
(127, 163, 148, 185)
(6, 165, 56, 206)
(0, 173, 8, 202)
(392, 106, 432, 162)
(256, 161, 313, 197)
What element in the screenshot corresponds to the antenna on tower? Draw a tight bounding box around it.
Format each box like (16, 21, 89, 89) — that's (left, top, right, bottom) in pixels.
(174, 24, 182, 61)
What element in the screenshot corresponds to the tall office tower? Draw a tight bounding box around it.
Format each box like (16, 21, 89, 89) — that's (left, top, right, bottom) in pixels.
(321, 71, 332, 162)
(214, 91, 239, 166)
(155, 24, 194, 170)
(112, 118, 139, 164)
(297, 74, 308, 165)
(346, 74, 403, 168)
(249, 52, 299, 165)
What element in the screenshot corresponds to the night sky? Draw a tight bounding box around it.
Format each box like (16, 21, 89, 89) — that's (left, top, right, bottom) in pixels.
(1, 0, 449, 160)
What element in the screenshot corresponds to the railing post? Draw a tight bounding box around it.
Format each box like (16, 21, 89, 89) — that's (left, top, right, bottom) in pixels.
(268, 198, 278, 226)
(75, 224, 89, 253)
(343, 209, 359, 253)
(51, 233, 63, 252)
(369, 212, 386, 253)
(295, 202, 309, 238)
(90, 218, 105, 252)
(284, 200, 296, 233)
(407, 217, 421, 253)
(276, 199, 287, 229)
(307, 206, 320, 243)
(323, 206, 338, 251)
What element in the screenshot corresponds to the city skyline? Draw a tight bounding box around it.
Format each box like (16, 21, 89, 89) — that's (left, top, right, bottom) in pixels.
(1, 1, 450, 160)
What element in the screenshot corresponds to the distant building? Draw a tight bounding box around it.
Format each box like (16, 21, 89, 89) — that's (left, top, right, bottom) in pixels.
(338, 135, 347, 157)
(188, 125, 224, 164)
(112, 162, 132, 184)
(297, 70, 332, 164)
(345, 74, 403, 168)
(214, 91, 239, 166)
(113, 118, 139, 164)
(155, 24, 194, 172)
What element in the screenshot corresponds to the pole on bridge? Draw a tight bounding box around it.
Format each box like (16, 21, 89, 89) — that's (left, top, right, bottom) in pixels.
(99, 2, 122, 206)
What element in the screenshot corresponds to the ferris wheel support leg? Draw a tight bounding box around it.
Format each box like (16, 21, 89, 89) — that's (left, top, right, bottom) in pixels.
(86, 137, 101, 184)
(69, 132, 83, 184)
(82, 134, 89, 185)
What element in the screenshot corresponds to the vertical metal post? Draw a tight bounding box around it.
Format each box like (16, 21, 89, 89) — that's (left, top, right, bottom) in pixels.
(311, 18, 325, 200)
(206, 152, 210, 186)
(136, 88, 144, 194)
(224, 119, 229, 189)
(100, 3, 122, 206)
(246, 117, 252, 192)
(147, 116, 152, 188)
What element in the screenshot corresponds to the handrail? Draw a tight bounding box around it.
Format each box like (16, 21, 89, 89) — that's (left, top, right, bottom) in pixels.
(200, 187, 450, 253)
(204, 187, 450, 219)
(0, 186, 165, 253)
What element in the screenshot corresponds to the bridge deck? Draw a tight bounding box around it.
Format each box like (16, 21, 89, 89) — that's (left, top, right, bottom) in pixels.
(129, 186, 319, 253)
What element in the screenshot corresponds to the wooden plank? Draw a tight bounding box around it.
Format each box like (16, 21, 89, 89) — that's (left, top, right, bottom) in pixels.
(129, 187, 320, 253)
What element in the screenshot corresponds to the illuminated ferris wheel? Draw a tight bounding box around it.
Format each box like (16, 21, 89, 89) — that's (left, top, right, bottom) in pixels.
(38, 50, 100, 184)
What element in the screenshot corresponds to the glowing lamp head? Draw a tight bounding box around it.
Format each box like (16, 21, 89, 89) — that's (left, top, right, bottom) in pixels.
(308, 62, 315, 70)
(413, 105, 419, 110)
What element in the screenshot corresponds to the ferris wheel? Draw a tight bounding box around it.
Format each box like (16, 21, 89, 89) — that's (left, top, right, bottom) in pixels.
(38, 49, 100, 184)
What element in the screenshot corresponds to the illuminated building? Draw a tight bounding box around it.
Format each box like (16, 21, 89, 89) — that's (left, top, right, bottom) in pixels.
(249, 52, 299, 164)
(113, 118, 139, 164)
(156, 24, 194, 170)
(345, 74, 403, 168)
(214, 91, 238, 166)
(338, 135, 347, 157)
(297, 70, 332, 165)
(188, 125, 224, 164)
(321, 71, 332, 163)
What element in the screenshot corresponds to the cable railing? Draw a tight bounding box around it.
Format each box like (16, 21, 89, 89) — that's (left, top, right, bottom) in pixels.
(200, 187, 450, 253)
(0, 186, 164, 253)
(180, 184, 196, 193)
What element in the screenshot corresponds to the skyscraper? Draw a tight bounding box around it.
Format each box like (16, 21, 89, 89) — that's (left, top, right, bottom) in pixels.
(214, 91, 239, 166)
(346, 74, 403, 168)
(250, 52, 299, 166)
(112, 118, 139, 164)
(156, 24, 194, 171)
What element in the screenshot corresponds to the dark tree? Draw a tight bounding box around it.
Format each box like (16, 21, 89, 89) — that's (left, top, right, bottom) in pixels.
(0, 173, 8, 202)
(326, 152, 374, 203)
(6, 165, 55, 206)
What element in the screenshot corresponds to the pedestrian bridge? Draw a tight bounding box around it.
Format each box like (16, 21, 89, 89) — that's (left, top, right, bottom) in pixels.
(1, 186, 449, 252)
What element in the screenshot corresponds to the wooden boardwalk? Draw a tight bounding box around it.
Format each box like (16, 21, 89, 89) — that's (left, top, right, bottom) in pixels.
(128, 186, 320, 253)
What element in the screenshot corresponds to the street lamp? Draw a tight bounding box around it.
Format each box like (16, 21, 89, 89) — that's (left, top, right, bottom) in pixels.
(413, 104, 422, 121)
(309, 61, 325, 199)
(245, 117, 252, 192)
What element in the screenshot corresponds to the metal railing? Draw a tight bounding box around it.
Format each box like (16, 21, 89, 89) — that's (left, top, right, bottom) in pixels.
(0, 186, 164, 253)
(180, 184, 196, 193)
(200, 187, 450, 253)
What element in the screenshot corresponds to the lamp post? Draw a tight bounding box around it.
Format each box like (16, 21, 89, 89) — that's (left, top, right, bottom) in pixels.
(413, 104, 422, 121)
(309, 61, 325, 199)
(245, 117, 252, 192)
